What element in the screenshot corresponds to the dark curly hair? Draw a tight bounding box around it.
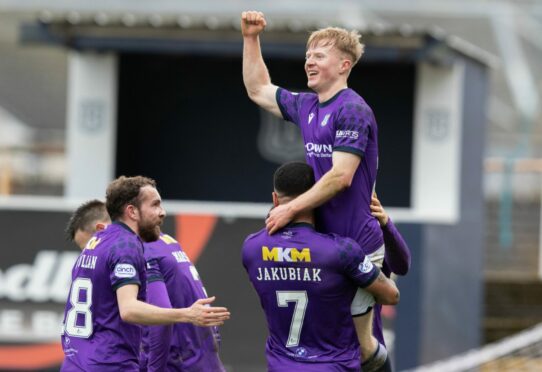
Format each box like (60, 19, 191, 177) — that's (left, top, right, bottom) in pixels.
(106, 176, 157, 221)
(273, 162, 315, 197)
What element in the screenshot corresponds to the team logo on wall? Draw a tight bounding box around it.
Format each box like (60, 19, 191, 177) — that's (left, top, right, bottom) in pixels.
(257, 108, 305, 163)
(425, 109, 450, 141)
(79, 100, 106, 133)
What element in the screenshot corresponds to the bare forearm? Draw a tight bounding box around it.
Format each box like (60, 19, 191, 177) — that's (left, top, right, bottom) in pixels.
(243, 36, 271, 98)
(120, 299, 191, 325)
(289, 168, 348, 215)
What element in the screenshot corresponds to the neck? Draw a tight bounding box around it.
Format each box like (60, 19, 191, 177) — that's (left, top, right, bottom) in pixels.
(317, 80, 348, 103)
(117, 218, 139, 235)
(291, 213, 314, 226)
(277, 196, 315, 226)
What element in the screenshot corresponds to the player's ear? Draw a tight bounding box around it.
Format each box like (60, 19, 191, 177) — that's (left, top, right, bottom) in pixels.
(272, 192, 279, 207)
(340, 58, 352, 74)
(126, 204, 139, 221)
(95, 222, 107, 232)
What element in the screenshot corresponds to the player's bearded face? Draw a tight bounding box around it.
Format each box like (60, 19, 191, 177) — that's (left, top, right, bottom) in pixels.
(135, 186, 165, 242)
(138, 209, 163, 242)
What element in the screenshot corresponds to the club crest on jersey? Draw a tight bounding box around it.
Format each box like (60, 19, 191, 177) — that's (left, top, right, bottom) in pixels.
(308, 113, 315, 124)
(320, 114, 331, 127)
(358, 256, 374, 274)
(114, 263, 137, 278)
(262, 246, 311, 262)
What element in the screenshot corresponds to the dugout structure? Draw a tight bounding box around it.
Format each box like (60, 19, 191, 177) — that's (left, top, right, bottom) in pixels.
(19, 13, 494, 370)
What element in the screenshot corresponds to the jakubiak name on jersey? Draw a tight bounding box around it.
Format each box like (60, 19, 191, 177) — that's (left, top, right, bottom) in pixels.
(255, 267, 322, 282)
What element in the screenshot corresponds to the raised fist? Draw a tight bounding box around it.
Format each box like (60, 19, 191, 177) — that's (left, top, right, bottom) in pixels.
(241, 11, 267, 37)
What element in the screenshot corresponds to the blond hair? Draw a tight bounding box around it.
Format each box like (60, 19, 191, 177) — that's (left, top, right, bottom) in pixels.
(307, 27, 364, 66)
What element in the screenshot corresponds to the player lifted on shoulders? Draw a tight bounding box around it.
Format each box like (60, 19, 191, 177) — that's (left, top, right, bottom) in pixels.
(242, 11, 389, 370)
(242, 162, 399, 371)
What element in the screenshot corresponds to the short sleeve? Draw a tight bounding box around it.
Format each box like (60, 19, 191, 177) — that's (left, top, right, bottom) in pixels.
(146, 258, 165, 283)
(109, 236, 145, 291)
(333, 101, 375, 156)
(241, 234, 255, 272)
(276, 87, 305, 125)
(336, 236, 380, 288)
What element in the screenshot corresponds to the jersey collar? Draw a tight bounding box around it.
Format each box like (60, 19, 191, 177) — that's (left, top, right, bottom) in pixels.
(318, 88, 348, 108)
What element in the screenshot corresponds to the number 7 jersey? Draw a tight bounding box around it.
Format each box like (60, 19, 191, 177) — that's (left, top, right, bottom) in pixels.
(61, 222, 147, 372)
(242, 223, 380, 371)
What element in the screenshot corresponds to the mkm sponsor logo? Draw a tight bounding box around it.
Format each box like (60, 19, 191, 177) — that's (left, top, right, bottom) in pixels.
(262, 246, 311, 262)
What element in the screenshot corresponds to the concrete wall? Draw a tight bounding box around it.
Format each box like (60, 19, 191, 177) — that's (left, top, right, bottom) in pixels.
(395, 59, 488, 369)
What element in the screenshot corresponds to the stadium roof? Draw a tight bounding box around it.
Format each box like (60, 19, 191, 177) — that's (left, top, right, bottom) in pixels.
(20, 10, 497, 67)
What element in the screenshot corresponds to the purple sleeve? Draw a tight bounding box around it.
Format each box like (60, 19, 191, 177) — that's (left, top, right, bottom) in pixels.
(276, 87, 308, 125)
(336, 236, 380, 287)
(146, 280, 173, 372)
(333, 101, 374, 156)
(146, 257, 164, 283)
(383, 218, 411, 276)
(109, 238, 145, 290)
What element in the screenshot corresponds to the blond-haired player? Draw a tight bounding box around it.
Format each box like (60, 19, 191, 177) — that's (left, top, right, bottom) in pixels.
(242, 11, 391, 371)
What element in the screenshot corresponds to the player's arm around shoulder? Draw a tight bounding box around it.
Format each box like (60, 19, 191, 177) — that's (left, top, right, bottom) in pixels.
(265, 152, 361, 234)
(241, 10, 281, 117)
(325, 150, 362, 193)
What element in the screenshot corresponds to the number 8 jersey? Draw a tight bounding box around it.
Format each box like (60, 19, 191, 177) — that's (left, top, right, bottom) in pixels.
(242, 223, 380, 372)
(61, 222, 147, 372)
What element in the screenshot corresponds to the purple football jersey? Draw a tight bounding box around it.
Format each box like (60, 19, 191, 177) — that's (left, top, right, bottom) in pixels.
(242, 223, 380, 371)
(140, 234, 225, 372)
(61, 222, 147, 372)
(277, 88, 384, 254)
